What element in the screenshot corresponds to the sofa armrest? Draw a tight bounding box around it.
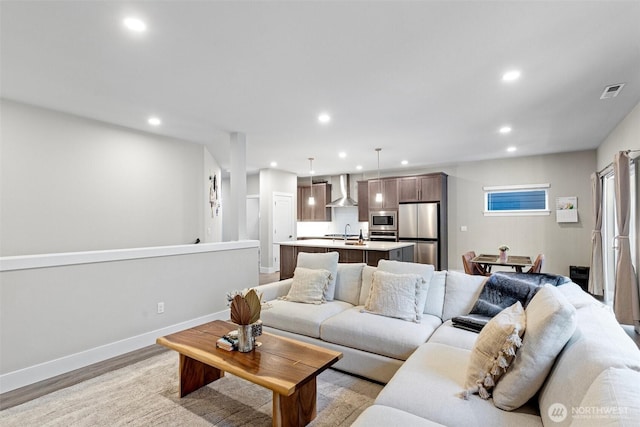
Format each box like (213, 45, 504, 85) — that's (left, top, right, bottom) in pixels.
(256, 278, 293, 302)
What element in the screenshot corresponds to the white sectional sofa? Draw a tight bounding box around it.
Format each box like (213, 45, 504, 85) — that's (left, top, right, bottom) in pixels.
(257, 259, 640, 426)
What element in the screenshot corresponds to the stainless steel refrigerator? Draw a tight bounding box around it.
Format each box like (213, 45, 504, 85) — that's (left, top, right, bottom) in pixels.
(398, 202, 439, 268)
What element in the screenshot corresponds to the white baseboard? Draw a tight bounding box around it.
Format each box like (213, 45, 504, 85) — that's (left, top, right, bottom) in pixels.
(260, 266, 278, 274)
(0, 310, 229, 393)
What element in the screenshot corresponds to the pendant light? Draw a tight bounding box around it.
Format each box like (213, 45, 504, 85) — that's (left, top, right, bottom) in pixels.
(308, 157, 315, 206)
(375, 148, 383, 203)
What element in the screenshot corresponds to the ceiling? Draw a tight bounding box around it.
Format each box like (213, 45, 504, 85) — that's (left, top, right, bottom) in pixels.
(2, 1, 639, 177)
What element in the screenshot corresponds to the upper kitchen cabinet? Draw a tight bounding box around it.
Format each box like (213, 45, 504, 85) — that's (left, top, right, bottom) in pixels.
(399, 173, 447, 203)
(297, 183, 332, 221)
(368, 178, 399, 211)
(357, 181, 369, 222)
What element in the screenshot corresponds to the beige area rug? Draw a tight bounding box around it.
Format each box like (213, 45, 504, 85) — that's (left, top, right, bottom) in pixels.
(0, 351, 383, 426)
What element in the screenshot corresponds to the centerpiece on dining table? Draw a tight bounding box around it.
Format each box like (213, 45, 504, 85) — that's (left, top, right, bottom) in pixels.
(227, 289, 263, 352)
(498, 244, 510, 263)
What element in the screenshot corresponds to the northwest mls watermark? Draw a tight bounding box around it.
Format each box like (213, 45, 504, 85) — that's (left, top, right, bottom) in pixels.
(548, 403, 630, 423)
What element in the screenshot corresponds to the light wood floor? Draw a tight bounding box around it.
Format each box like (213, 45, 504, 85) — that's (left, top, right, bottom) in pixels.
(259, 271, 281, 285)
(0, 345, 169, 410)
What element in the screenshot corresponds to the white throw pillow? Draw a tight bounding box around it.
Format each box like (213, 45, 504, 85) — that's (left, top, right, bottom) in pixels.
(296, 251, 339, 300)
(377, 260, 433, 319)
(283, 267, 331, 304)
(334, 263, 365, 305)
(462, 302, 526, 400)
(363, 270, 426, 322)
(493, 284, 577, 410)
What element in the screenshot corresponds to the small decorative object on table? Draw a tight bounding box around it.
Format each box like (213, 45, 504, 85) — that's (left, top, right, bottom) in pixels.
(227, 289, 263, 352)
(498, 245, 510, 263)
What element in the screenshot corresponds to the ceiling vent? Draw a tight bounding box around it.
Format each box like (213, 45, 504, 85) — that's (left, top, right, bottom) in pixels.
(600, 83, 625, 99)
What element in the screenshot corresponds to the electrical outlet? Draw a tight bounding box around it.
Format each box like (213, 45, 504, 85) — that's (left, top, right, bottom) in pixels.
(157, 302, 165, 314)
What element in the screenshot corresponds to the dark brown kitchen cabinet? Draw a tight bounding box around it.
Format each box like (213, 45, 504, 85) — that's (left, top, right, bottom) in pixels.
(398, 174, 445, 202)
(335, 248, 366, 263)
(297, 183, 332, 221)
(368, 178, 398, 210)
(357, 181, 369, 222)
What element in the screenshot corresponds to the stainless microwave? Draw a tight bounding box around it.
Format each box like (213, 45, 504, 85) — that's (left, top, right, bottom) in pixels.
(369, 210, 397, 231)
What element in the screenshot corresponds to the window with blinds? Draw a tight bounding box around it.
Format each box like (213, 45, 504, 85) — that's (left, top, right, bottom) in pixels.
(483, 184, 550, 216)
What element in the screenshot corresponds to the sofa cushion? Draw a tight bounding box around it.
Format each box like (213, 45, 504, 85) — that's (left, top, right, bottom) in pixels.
(363, 271, 426, 322)
(320, 306, 441, 360)
(334, 263, 366, 305)
(296, 251, 339, 300)
(428, 319, 478, 351)
(425, 270, 447, 318)
(283, 267, 331, 304)
(463, 302, 526, 400)
(493, 284, 577, 411)
(557, 281, 605, 309)
(260, 299, 352, 338)
(538, 304, 640, 427)
(442, 271, 486, 321)
(573, 367, 640, 426)
(359, 265, 377, 306)
(374, 342, 542, 427)
(352, 405, 447, 427)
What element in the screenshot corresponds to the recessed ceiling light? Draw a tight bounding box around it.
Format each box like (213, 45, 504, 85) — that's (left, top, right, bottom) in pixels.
(123, 17, 147, 33)
(499, 126, 512, 134)
(318, 113, 331, 124)
(148, 116, 161, 126)
(270, 161, 277, 167)
(356, 165, 363, 170)
(502, 70, 521, 82)
(507, 146, 517, 153)
(338, 152, 346, 158)
(401, 160, 409, 165)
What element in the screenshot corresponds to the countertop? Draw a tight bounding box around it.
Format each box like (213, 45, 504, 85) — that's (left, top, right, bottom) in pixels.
(278, 239, 414, 251)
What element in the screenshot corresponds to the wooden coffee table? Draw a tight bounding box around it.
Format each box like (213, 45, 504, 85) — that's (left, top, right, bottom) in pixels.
(156, 320, 342, 427)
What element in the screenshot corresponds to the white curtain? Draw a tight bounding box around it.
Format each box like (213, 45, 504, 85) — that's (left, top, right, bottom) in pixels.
(588, 172, 604, 295)
(613, 151, 640, 326)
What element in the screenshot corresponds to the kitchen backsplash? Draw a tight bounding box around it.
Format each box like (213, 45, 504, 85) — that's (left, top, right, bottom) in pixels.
(297, 207, 368, 237)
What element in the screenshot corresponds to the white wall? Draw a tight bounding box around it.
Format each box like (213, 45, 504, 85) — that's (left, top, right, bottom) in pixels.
(0, 99, 219, 256)
(0, 242, 259, 392)
(597, 101, 640, 171)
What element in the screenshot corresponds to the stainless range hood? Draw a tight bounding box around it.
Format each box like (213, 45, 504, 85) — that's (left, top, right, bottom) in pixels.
(326, 174, 358, 207)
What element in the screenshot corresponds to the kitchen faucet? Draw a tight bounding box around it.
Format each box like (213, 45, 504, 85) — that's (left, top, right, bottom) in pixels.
(344, 224, 351, 241)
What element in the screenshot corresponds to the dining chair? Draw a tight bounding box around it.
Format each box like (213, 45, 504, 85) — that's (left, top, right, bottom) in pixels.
(527, 254, 545, 274)
(462, 251, 490, 276)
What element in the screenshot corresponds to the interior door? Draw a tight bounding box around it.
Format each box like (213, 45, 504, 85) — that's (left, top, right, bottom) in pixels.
(273, 193, 294, 271)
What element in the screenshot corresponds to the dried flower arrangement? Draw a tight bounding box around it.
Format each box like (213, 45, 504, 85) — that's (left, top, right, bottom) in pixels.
(227, 289, 262, 326)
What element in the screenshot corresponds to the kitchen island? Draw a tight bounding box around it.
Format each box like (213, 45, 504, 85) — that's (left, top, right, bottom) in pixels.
(278, 239, 415, 280)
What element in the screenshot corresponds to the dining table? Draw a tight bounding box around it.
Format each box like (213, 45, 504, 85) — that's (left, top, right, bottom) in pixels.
(471, 253, 533, 273)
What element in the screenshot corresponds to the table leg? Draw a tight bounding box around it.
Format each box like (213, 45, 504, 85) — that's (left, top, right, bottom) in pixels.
(515, 266, 523, 273)
(272, 377, 317, 427)
(179, 353, 223, 397)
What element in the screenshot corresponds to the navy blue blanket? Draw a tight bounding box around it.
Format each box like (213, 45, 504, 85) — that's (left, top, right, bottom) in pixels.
(452, 272, 570, 332)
